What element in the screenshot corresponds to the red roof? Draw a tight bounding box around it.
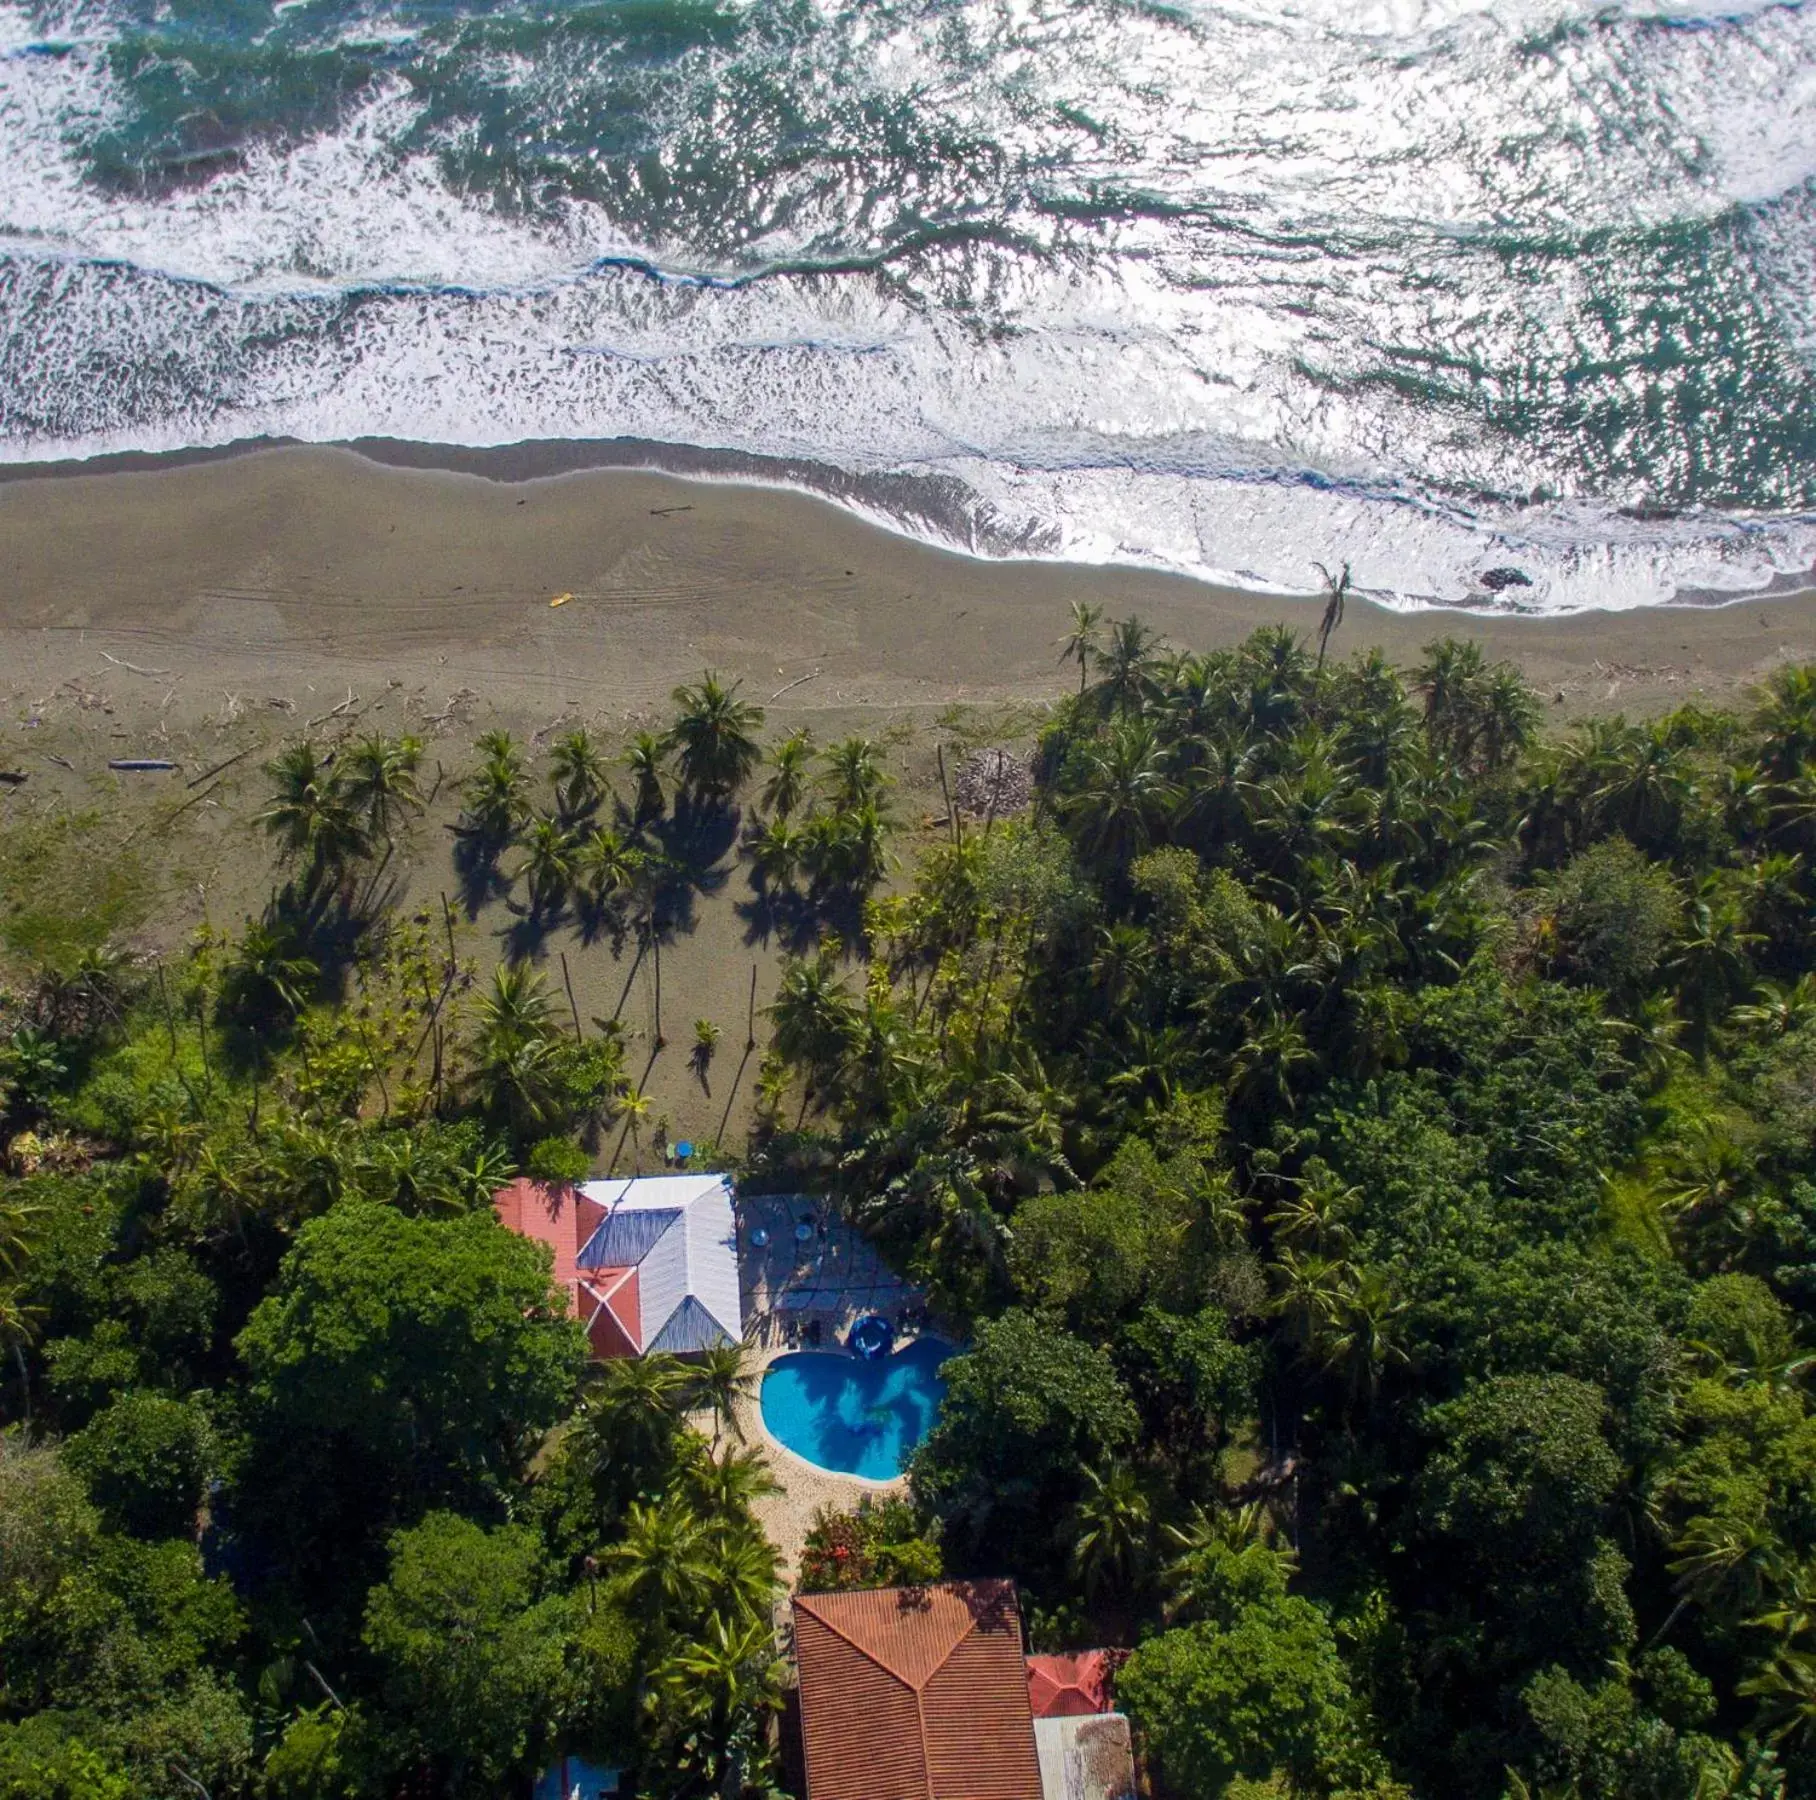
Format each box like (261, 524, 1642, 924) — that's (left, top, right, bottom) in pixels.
(1025, 1651, 1114, 1719)
(579, 1267, 641, 1358)
(792, 1582, 1042, 1800)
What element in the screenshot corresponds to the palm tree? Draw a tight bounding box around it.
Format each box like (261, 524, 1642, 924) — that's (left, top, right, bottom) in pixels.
(667, 673, 766, 805)
(1057, 601, 1105, 695)
(821, 737, 891, 812)
(223, 917, 319, 1022)
(516, 813, 577, 919)
(1414, 638, 1489, 766)
(470, 961, 566, 1130)
(613, 1086, 653, 1171)
(1070, 1461, 1152, 1600)
(1667, 881, 1764, 1056)
(625, 730, 668, 824)
(648, 1609, 787, 1794)
(766, 954, 860, 1094)
(460, 730, 530, 843)
(0, 1285, 42, 1429)
(606, 1500, 718, 1627)
(1740, 1650, 1816, 1749)
(1754, 663, 1816, 780)
(759, 730, 815, 819)
(1271, 1245, 1351, 1350)
(1091, 615, 1163, 714)
(685, 1342, 756, 1445)
(342, 732, 424, 847)
(1312, 561, 1350, 669)
(550, 727, 611, 822)
(577, 825, 641, 913)
(1477, 667, 1541, 775)
(746, 816, 806, 892)
(1060, 717, 1178, 864)
(690, 1018, 721, 1088)
(682, 1444, 783, 1523)
(581, 1354, 692, 1490)
(259, 744, 368, 893)
(1316, 1264, 1410, 1407)
(0, 1191, 41, 1280)
(802, 803, 891, 897)
(1730, 976, 1816, 1041)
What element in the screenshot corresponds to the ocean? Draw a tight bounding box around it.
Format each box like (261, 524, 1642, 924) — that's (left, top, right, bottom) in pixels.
(0, 0, 1812, 611)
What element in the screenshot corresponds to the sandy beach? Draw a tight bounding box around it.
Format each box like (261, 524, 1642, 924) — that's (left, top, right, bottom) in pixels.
(4, 443, 1816, 735)
(4, 441, 1815, 1171)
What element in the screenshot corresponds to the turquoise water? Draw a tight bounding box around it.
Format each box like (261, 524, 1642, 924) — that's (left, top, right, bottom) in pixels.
(760, 1336, 951, 1480)
(1, 0, 1813, 606)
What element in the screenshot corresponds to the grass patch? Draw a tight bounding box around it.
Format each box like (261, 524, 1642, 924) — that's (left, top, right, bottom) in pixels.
(0, 809, 155, 974)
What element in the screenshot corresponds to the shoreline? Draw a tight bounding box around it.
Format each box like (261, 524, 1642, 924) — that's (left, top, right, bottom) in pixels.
(3, 433, 1812, 619)
(3, 443, 1815, 754)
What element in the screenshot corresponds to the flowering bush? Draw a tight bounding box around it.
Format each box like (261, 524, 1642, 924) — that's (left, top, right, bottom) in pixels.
(797, 1497, 943, 1593)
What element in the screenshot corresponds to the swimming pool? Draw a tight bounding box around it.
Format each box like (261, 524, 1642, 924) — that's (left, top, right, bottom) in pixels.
(759, 1336, 952, 1480)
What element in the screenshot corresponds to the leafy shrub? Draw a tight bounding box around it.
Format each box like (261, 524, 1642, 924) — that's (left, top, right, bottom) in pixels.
(798, 1496, 942, 1593)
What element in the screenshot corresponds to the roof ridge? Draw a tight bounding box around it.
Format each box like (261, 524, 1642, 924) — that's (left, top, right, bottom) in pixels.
(795, 1593, 919, 1688)
(795, 1589, 981, 1694)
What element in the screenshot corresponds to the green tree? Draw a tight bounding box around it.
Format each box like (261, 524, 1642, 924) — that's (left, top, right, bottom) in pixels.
(1120, 1555, 1381, 1798)
(259, 745, 369, 895)
(550, 726, 610, 821)
(363, 1512, 577, 1799)
(342, 732, 424, 848)
(759, 729, 815, 819)
(235, 1203, 582, 1560)
(913, 1309, 1138, 1577)
(64, 1389, 215, 1540)
(667, 673, 766, 805)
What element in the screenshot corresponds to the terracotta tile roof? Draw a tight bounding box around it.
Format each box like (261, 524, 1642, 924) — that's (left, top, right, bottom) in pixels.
(792, 1581, 1042, 1800)
(1026, 1652, 1114, 1719)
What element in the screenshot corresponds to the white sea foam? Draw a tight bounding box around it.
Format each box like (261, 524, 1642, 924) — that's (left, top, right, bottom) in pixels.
(0, 0, 1811, 612)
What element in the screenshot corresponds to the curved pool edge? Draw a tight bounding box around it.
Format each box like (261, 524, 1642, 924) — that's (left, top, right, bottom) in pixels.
(754, 1335, 955, 1486)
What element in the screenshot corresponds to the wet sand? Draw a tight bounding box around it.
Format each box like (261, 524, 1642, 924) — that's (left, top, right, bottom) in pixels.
(3, 443, 1815, 739)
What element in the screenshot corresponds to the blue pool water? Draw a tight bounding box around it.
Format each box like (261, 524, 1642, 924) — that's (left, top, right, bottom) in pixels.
(760, 1337, 952, 1481)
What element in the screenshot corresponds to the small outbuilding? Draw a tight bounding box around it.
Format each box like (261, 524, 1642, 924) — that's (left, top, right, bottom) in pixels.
(493, 1172, 742, 1358)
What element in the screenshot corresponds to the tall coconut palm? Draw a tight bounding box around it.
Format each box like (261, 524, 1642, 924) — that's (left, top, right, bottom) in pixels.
(342, 732, 424, 847)
(1059, 717, 1178, 864)
(581, 1354, 691, 1492)
(766, 954, 860, 1090)
(746, 816, 806, 892)
(1414, 638, 1490, 766)
(1667, 881, 1764, 1056)
(0, 1192, 41, 1280)
(1091, 615, 1163, 714)
(550, 727, 611, 822)
(820, 737, 891, 812)
(1754, 662, 1816, 780)
(625, 730, 668, 825)
(259, 744, 368, 893)
(649, 1609, 787, 1794)
(462, 730, 529, 840)
(577, 825, 640, 913)
(606, 1499, 718, 1627)
(0, 1284, 42, 1429)
(1057, 600, 1105, 695)
(685, 1343, 757, 1445)
(1070, 1460, 1153, 1600)
(667, 672, 766, 805)
(759, 730, 815, 819)
(1312, 561, 1350, 669)
(516, 814, 577, 919)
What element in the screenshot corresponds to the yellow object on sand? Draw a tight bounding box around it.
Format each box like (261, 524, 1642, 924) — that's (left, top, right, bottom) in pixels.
(550, 592, 573, 608)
